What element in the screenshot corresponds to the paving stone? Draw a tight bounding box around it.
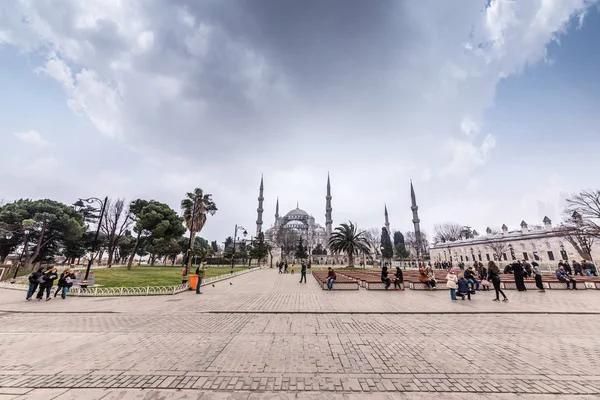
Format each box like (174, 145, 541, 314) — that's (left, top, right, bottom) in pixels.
(1, 268, 600, 398)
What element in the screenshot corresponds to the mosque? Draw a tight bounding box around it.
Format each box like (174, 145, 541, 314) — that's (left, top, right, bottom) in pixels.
(253, 174, 423, 264)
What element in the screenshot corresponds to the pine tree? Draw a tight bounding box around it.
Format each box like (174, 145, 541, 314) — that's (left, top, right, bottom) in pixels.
(295, 236, 308, 260)
(380, 227, 394, 261)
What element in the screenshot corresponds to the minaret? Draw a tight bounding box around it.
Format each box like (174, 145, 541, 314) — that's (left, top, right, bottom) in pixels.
(384, 204, 390, 233)
(410, 180, 423, 257)
(256, 175, 264, 236)
(275, 197, 279, 224)
(325, 173, 333, 245)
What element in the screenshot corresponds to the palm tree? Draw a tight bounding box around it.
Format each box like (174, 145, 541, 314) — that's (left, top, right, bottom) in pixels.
(328, 221, 371, 268)
(181, 188, 217, 271)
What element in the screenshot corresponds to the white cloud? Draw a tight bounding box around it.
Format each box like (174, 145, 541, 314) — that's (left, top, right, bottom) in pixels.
(12, 130, 53, 147)
(0, 0, 598, 242)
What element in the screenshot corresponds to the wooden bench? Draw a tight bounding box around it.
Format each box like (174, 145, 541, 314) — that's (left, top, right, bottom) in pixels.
(312, 270, 359, 290)
(337, 271, 405, 290)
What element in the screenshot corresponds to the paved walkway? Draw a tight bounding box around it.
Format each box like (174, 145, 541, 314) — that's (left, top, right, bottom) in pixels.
(1, 268, 599, 399)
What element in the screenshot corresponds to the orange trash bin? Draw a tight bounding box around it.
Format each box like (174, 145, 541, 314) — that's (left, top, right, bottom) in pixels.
(189, 274, 198, 291)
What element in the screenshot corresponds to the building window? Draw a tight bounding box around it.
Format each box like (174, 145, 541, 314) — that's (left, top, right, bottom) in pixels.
(502, 253, 507, 261)
(533, 252, 540, 261)
(522, 253, 528, 261)
(460, 255, 464, 262)
(478, 254, 482, 261)
(547, 251, 555, 261)
(486, 254, 490, 261)
(560, 250, 568, 261)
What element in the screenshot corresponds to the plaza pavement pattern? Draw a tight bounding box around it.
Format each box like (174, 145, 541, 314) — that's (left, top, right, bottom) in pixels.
(1, 268, 600, 399)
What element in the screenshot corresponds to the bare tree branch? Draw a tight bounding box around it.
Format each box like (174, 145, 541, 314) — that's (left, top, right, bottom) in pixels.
(433, 222, 463, 244)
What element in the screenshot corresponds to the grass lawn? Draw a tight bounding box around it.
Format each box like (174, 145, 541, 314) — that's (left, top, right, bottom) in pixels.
(91, 266, 248, 288)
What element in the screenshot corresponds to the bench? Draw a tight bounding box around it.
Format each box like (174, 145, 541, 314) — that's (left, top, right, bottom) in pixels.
(337, 271, 405, 290)
(312, 270, 359, 290)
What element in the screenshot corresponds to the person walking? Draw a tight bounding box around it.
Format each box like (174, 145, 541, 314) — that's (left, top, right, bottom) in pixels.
(531, 261, 545, 293)
(291, 264, 295, 275)
(36, 267, 58, 301)
(284, 262, 288, 274)
(278, 261, 283, 274)
(54, 269, 68, 298)
(326, 267, 336, 290)
(446, 268, 458, 301)
(26, 267, 45, 301)
(393, 267, 404, 290)
(299, 263, 307, 283)
(195, 260, 207, 294)
(488, 261, 508, 302)
(512, 261, 527, 291)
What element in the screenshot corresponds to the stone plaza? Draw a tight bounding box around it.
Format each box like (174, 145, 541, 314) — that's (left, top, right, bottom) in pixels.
(1, 268, 600, 399)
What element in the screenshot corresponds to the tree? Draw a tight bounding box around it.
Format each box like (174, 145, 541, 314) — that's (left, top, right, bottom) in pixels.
(486, 239, 508, 262)
(126, 200, 186, 269)
(181, 188, 217, 271)
(0, 199, 85, 268)
(433, 222, 463, 244)
(565, 190, 600, 239)
(559, 212, 595, 261)
(249, 232, 270, 264)
(224, 236, 233, 250)
(363, 227, 381, 257)
(100, 198, 133, 267)
(295, 236, 308, 260)
(380, 227, 394, 261)
(275, 228, 300, 259)
(211, 240, 219, 254)
(312, 243, 326, 255)
(393, 231, 410, 259)
(328, 221, 370, 267)
(116, 231, 136, 264)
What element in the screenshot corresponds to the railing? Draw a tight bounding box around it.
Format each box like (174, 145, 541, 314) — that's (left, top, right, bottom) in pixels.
(0, 267, 262, 297)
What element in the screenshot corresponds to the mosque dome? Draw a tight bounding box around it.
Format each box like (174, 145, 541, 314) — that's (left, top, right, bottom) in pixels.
(285, 205, 309, 218)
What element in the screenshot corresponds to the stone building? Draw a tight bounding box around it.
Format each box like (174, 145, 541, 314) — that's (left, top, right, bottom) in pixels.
(429, 217, 599, 270)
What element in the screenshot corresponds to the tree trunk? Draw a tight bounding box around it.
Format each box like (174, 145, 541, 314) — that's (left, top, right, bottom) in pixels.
(348, 253, 354, 268)
(107, 247, 115, 268)
(127, 231, 142, 270)
(185, 231, 197, 273)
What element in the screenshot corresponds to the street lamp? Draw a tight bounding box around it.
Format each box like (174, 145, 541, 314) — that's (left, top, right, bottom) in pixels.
(73, 196, 108, 288)
(231, 225, 247, 273)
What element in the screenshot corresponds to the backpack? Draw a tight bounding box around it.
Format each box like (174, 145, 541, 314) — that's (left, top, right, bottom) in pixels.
(37, 274, 46, 284)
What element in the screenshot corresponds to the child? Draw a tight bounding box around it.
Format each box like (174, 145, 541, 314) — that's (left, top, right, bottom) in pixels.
(446, 268, 458, 300)
(291, 265, 295, 274)
(457, 274, 471, 300)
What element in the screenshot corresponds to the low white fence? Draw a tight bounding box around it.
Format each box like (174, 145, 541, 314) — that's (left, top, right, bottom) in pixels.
(0, 267, 261, 297)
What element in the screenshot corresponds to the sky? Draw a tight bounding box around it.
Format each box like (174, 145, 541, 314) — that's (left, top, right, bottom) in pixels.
(1, 0, 600, 244)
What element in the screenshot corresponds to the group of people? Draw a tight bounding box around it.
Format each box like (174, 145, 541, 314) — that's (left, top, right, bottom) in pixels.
(446, 262, 507, 301)
(26, 267, 76, 301)
(381, 265, 404, 290)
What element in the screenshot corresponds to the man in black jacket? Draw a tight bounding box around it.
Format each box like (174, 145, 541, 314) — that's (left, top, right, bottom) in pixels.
(26, 267, 45, 301)
(464, 266, 480, 292)
(36, 267, 58, 301)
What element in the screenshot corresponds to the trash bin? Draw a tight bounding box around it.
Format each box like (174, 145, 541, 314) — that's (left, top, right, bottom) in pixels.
(189, 274, 198, 291)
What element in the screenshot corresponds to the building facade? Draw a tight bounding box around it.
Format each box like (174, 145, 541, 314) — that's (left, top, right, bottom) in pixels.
(429, 217, 599, 270)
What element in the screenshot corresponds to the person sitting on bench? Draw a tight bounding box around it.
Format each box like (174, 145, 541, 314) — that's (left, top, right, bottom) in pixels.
(556, 264, 577, 290)
(464, 266, 480, 292)
(381, 266, 391, 289)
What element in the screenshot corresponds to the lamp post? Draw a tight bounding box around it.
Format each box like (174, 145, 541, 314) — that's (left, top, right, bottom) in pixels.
(231, 225, 247, 273)
(73, 196, 108, 289)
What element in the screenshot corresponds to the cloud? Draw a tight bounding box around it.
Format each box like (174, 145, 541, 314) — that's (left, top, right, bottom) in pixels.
(13, 130, 53, 147)
(0, 0, 598, 242)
